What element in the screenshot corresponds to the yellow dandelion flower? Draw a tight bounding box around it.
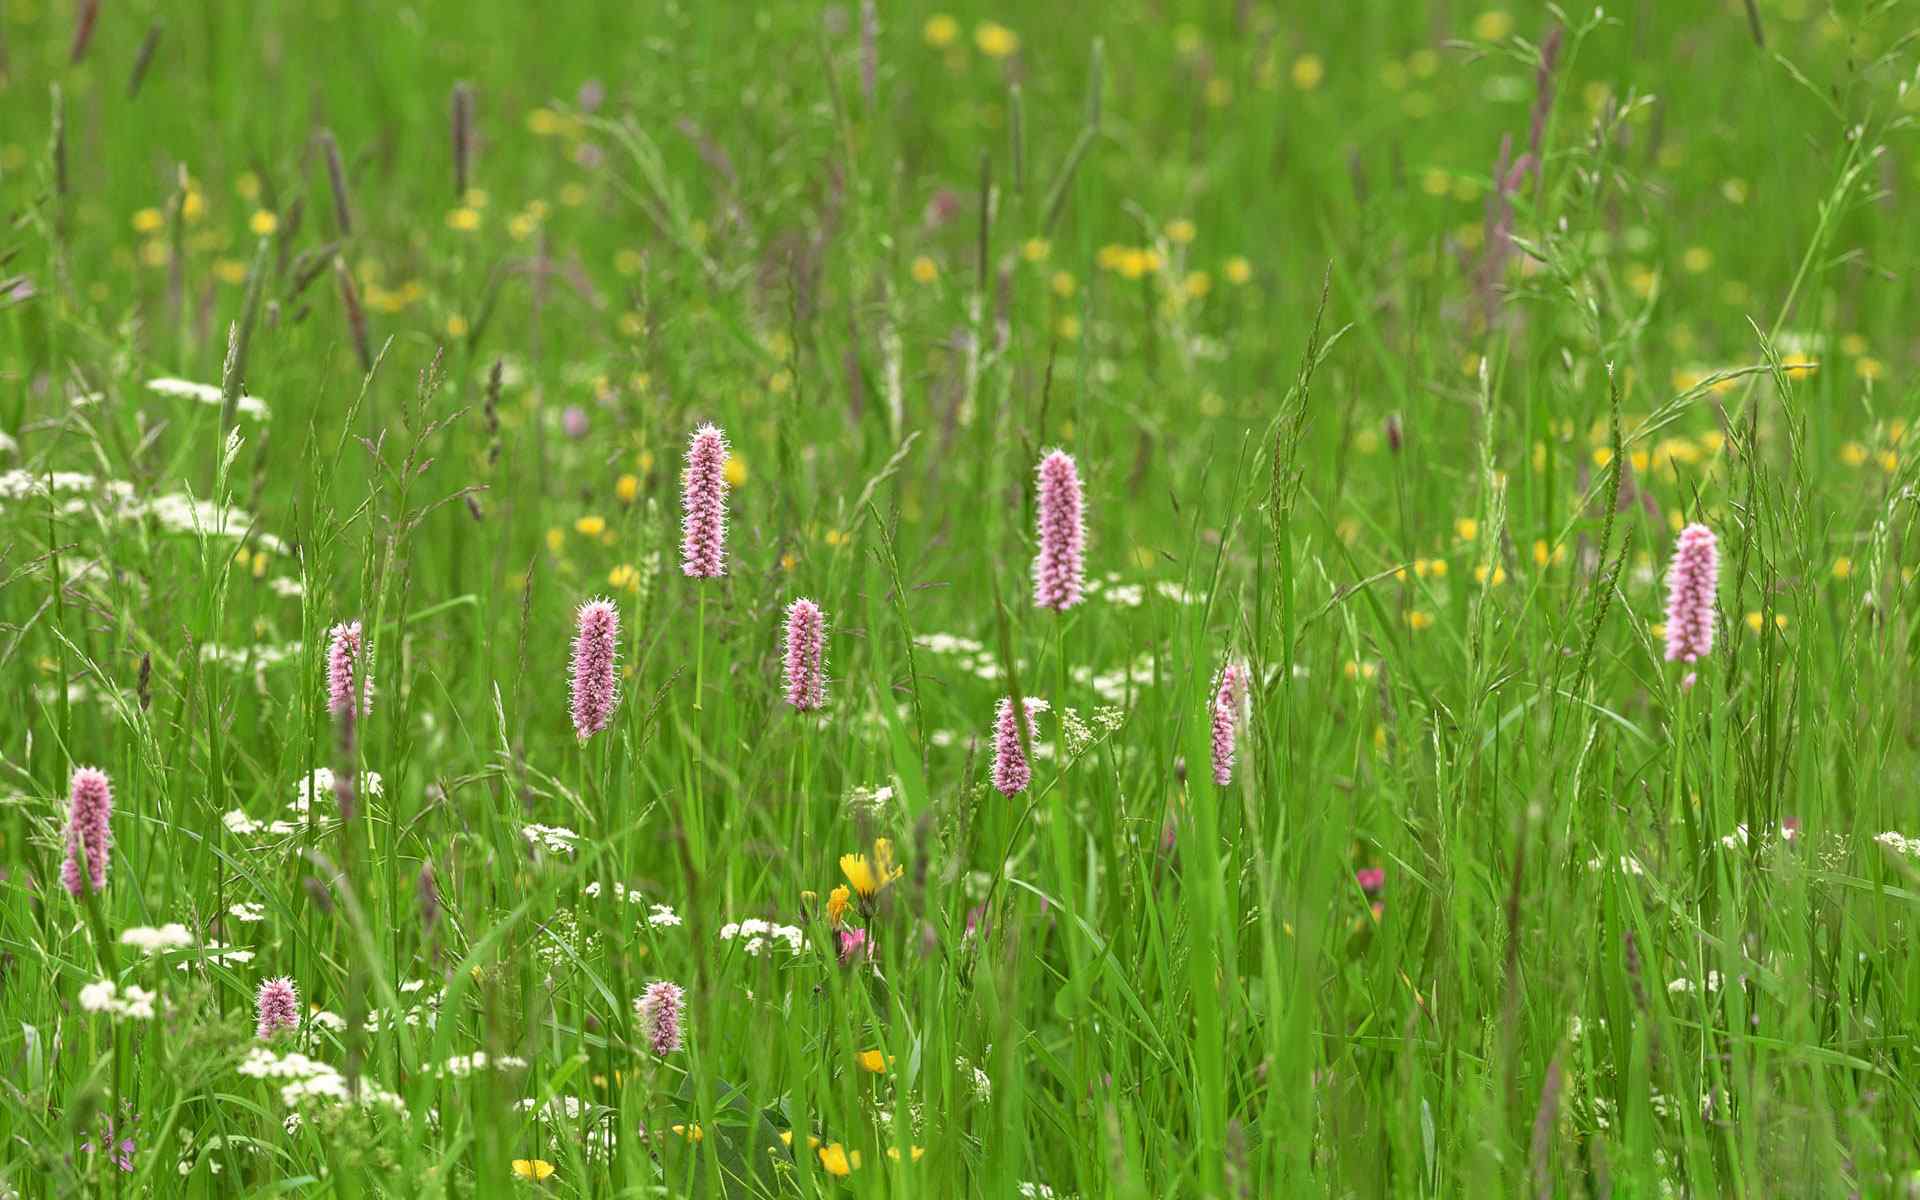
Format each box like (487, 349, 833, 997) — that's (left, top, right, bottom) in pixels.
(1473, 563, 1507, 586)
(447, 207, 481, 232)
(575, 515, 607, 537)
(911, 256, 938, 284)
(131, 207, 164, 233)
(545, 527, 565, 553)
(974, 21, 1019, 57)
(856, 1048, 894, 1073)
(725, 455, 748, 488)
(1183, 271, 1212, 299)
(1223, 256, 1253, 285)
(249, 209, 279, 236)
(1856, 357, 1884, 382)
(512, 1159, 555, 1180)
(672, 1123, 704, 1142)
(1840, 442, 1869, 467)
(818, 1143, 860, 1176)
(780, 551, 799, 571)
(1840, 333, 1869, 357)
(1096, 244, 1129, 271)
(1291, 54, 1325, 91)
(1022, 238, 1051, 262)
(615, 474, 640, 503)
(140, 239, 169, 266)
(1165, 218, 1196, 244)
(182, 188, 205, 222)
(923, 14, 959, 47)
(841, 854, 878, 897)
(827, 885, 850, 927)
(1454, 517, 1479, 542)
(445, 314, 469, 338)
(886, 1146, 927, 1162)
(1050, 270, 1076, 298)
(1429, 559, 1449, 578)
(1879, 450, 1899, 474)
(1681, 246, 1712, 274)
(1832, 556, 1853, 580)
(1407, 610, 1434, 631)
(213, 258, 248, 285)
(1054, 314, 1081, 340)
(609, 564, 639, 592)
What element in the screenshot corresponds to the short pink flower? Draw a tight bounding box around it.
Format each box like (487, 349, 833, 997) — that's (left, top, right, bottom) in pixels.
(326, 621, 372, 718)
(680, 424, 730, 578)
(782, 598, 828, 711)
(1209, 660, 1250, 786)
(1663, 523, 1718, 664)
(256, 976, 299, 1039)
(569, 598, 621, 741)
(635, 979, 685, 1056)
(1032, 450, 1086, 610)
(60, 766, 112, 897)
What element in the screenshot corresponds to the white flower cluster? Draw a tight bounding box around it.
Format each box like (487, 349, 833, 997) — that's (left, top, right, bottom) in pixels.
(1875, 831, 1920, 858)
(120, 923, 194, 954)
(146, 377, 271, 421)
(176, 942, 254, 972)
(438, 1052, 528, 1077)
(237, 1047, 404, 1113)
(718, 919, 806, 956)
(522, 824, 580, 855)
(584, 884, 683, 928)
(79, 980, 160, 1020)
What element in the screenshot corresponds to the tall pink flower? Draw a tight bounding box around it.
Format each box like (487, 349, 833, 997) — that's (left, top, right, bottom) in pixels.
(326, 621, 372, 717)
(1663, 523, 1719, 663)
(1209, 660, 1250, 786)
(60, 766, 112, 897)
(991, 698, 1045, 797)
(680, 423, 730, 578)
(1033, 450, 1086, 610)
(255, 976, 299, 1039)
(782, 598, 828, 711)
(569, 598, 621, 741)
(635, 979, 685, 1056)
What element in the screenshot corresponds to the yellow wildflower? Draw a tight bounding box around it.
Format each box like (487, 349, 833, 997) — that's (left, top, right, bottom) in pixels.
(856, 1048, 894, 1073)
(827, 885, 850, 927)
(923, 14, 959, 47)
(616, 474, 640, 503)
(974, 21, 1019, 57)
(575, 515, 607, 537)
(818, 1143, 860, 1176)
(511, 1159, 555, 1180)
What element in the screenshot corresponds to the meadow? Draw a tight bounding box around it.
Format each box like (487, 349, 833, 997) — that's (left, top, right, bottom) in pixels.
(3, 0, 1920, 1195)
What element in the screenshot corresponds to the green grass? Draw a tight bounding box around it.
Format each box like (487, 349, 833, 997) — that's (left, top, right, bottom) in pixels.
(4, 0, 1920, 1195)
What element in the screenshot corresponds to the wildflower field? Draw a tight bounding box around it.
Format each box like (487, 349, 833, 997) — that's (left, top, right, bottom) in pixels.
(5, 0, 1920, 1195)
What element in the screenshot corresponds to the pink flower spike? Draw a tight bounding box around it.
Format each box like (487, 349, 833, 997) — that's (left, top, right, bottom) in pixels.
(782, 598, 828, 711)
(635, 979, 685, 1056)
(255, 976, 299, 1039)
(680, 423, 730, 578)
(837, 928, 872, 965)
(569, 598, 621, 742)
(1209, 660, 1251, 786)
(991, 697, 1046, 797)
(60, 766, 112, 897)
(1032, 449, 1086, 610)
(326, 621, 372, 718)
(1663, 523, 1719, 664)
